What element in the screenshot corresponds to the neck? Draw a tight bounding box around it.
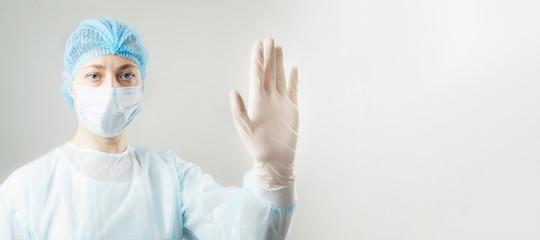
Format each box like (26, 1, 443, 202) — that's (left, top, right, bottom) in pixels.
(70, 121, 128, 153)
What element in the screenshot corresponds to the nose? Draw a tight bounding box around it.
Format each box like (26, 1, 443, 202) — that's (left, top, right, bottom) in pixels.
(102, 73, 117, 88)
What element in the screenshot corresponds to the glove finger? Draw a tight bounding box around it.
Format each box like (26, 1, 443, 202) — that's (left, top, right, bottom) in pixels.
(229, 90, 253, 135)
(275, 46, 287, 95)
(249, 40, 264, 90)
(249, 40, 264, 107)
(287, 66, 299, 105)
(263, 38, 276, 93)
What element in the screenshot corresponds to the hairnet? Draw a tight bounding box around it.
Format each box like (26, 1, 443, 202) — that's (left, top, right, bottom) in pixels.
(61, 17, 149, 108)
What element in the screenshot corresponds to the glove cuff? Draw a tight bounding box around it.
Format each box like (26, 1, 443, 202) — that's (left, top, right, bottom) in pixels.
(253, 160, 295, 191)
(250, 171, 296, 208)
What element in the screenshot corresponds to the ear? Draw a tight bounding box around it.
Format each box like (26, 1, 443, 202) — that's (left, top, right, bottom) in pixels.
(63, 71, 76, 99)
(70, 79, 77, 103)
(70, 82, 75, 99)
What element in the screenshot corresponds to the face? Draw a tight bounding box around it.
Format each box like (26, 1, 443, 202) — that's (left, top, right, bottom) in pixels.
(70, 54, 142, 103)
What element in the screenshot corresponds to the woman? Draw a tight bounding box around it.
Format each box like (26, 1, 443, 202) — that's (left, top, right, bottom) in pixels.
(0, 17, 299, 239)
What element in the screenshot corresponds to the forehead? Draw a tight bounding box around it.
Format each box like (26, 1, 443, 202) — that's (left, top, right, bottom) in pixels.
(79, 54, 139, 70)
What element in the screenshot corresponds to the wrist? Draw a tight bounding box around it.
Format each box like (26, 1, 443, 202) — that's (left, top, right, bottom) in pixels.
(253, 160, 295, 191)
(250, 171, 296, 208)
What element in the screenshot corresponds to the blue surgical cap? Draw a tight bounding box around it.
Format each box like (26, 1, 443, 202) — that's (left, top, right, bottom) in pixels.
(61, 17, 149, 108)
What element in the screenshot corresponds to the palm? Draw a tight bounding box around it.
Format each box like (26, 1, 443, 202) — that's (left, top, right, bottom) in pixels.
(230, 38, 299, 165)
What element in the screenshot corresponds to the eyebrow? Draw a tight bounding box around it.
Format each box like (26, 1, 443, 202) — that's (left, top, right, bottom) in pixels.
(82, 63, 138, 70)
(119, 63, 138, 70)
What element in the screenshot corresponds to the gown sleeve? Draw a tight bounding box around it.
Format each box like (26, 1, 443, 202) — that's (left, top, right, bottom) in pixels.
(160, 150, 297, 240)
(0, 185, 31, 240)
(0, 188, 11, 239)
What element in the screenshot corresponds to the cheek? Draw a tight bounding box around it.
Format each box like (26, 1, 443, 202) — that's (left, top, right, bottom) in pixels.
(136, 73, 143, 85)
(132, 77, 142, 87)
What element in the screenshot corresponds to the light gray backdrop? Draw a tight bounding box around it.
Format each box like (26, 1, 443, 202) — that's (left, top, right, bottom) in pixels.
(1, 0, 539, 239)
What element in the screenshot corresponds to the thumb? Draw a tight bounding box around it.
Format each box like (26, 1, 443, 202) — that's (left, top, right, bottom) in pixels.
(229, 90, 253, 135)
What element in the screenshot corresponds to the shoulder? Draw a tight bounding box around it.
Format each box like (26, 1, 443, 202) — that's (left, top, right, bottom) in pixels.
(130, 145, 198, 178)
(131, 145, 194, 169)
(131, 145, 181, 163)
(0, 147, 63, 208)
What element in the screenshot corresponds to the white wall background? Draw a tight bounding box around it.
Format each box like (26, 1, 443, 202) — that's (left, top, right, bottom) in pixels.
(1, 0, 540, 239)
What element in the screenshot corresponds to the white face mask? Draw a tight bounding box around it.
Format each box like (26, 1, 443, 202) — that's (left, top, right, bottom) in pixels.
(75, 86, 142, 138)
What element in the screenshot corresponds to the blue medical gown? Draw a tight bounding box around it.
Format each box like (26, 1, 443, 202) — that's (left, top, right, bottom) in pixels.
(0, 142, 296, 239)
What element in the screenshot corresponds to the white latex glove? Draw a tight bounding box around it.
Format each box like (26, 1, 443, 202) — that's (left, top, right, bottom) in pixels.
(230, 38, 299, 191)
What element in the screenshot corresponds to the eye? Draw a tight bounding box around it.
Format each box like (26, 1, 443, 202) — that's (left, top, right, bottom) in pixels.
(120, 72, 135, 80)
(87, 73, 100, 80)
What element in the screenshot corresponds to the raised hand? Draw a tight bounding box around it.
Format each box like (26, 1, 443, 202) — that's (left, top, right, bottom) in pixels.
(229, 38, 299, 191)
